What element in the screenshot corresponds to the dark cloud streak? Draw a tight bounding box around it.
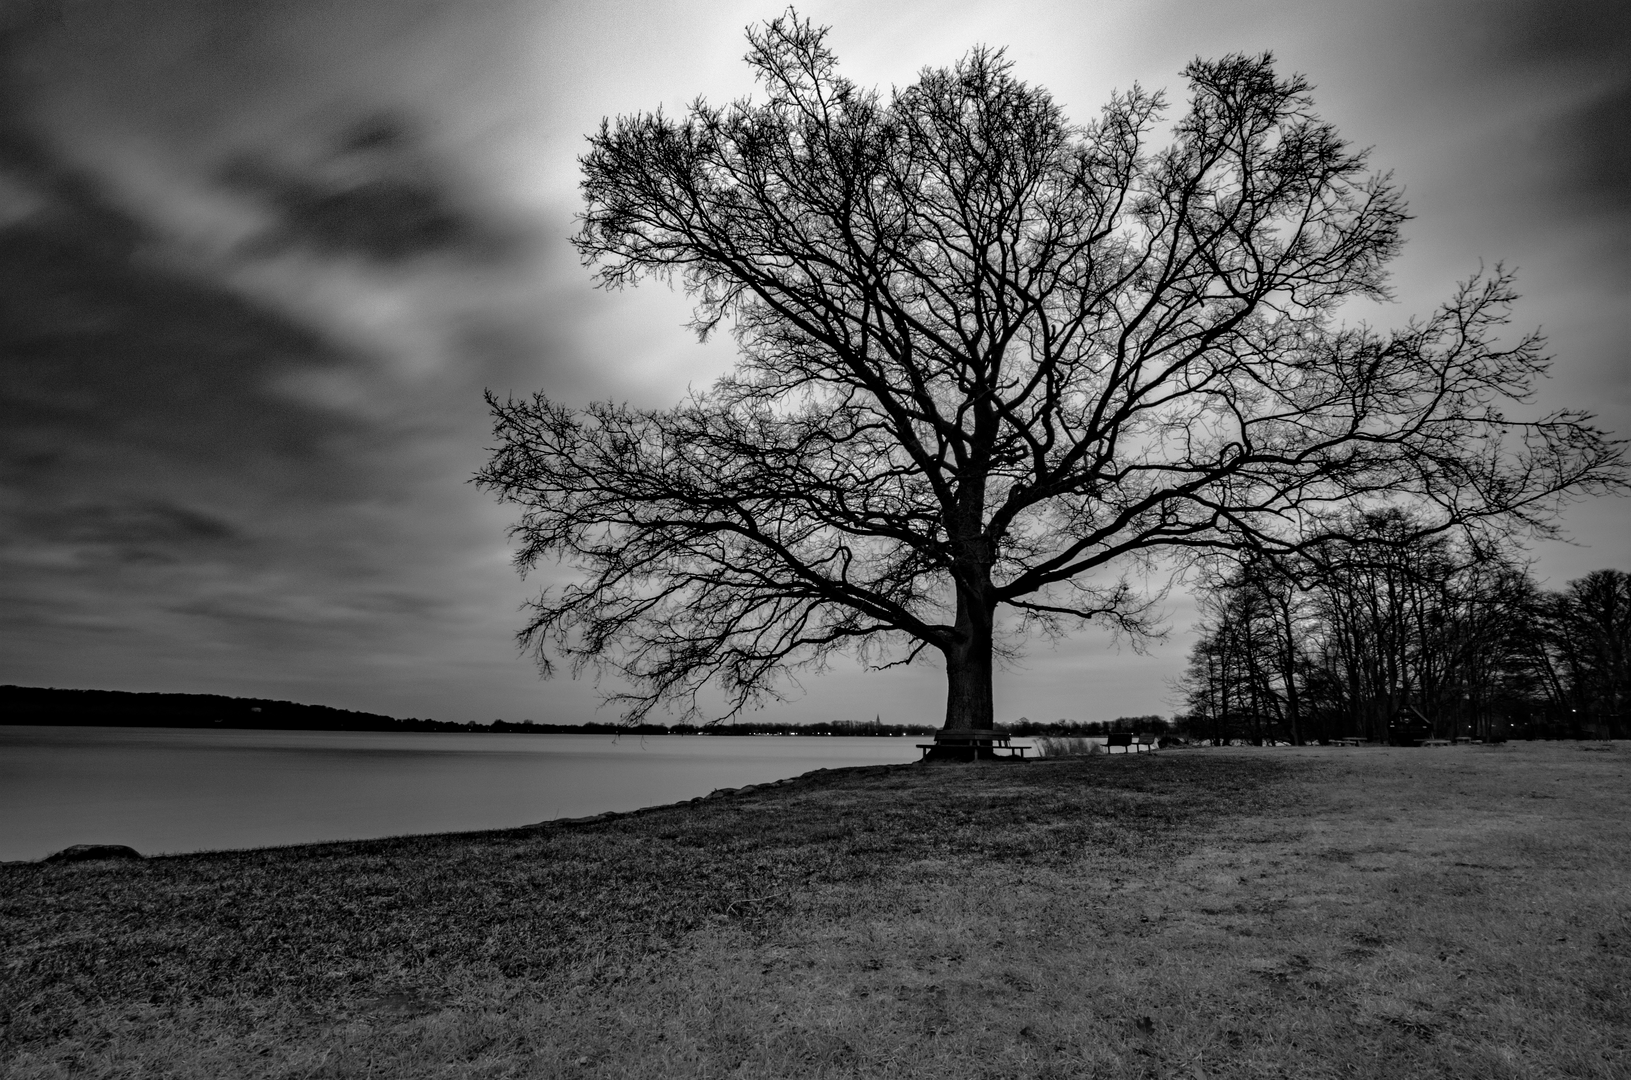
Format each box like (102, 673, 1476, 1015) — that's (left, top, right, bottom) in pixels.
(1560, 80, 1631, 208)
(1470, 0, 1631, 69)
(1407, 0, 1631, 230)
(220, 112, 521, 264)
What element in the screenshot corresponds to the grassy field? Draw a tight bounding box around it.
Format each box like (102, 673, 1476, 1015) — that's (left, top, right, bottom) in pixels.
(2, 743, 1627, 1078)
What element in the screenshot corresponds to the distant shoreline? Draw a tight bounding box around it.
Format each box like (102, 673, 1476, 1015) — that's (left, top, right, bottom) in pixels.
(4, 720, 929, 737)
(0, 685, 936, 736)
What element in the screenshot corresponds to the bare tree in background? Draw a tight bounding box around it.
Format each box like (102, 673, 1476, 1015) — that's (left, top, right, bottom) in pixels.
(1180, 556, 1313, 745)
(1182, 514, 1542, 744)
(1535, 570, 1631, 737)
(478, 14, 1624, 728)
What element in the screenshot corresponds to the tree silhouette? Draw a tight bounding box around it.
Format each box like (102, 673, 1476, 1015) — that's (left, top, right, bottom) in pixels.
(478, 14, 1623, 728)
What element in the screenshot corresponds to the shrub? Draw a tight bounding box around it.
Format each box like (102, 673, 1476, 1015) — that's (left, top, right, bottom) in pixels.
(1034, 736, 1102, 759)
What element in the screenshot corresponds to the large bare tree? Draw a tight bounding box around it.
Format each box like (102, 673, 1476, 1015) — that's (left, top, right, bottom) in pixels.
(478, 15, 1623, 728)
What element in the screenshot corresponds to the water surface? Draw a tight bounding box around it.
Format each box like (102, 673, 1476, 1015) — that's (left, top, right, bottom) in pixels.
(0, 726, 930, 861)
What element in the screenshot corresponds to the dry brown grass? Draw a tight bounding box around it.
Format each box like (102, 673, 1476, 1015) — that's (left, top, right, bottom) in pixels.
(3, 744, 1627, 1078)
(1032, 736, 1103, 758)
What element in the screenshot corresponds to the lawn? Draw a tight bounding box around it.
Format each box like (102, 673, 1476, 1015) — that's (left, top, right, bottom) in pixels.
(2, 743, 1626, 1078)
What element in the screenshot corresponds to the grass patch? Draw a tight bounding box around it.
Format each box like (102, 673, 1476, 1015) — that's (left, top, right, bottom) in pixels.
(3, 746, 1628, 1077)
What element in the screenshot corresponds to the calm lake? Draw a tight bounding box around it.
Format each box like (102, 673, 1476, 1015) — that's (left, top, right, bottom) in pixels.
(0, 726, 940, 862)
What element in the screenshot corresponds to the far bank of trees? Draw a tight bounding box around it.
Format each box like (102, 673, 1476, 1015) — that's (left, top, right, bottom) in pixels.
(1007, 715, 1171, 738)
(1176, 511, 1629, 744)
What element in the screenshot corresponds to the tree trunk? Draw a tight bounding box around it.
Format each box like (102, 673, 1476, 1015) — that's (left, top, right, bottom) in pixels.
(942, 576, 996, 730)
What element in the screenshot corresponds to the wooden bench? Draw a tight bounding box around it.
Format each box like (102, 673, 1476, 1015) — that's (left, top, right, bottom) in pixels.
(1106, 733, 1159, 753)
(1105, 732, 1163, 753)
(917, 729, 1030, 762)
(1333, 737, 1365, 747)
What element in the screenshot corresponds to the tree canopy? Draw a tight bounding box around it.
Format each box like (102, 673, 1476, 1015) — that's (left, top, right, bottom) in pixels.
(478, 14, 1624, 727)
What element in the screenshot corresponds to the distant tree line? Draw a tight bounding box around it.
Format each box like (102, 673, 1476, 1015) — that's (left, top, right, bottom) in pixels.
(489, 719, 940, 736)
(666, 719, 938, 737)
(1005, 715, 1172, 738)
(1175, 511, 1629, 744)
(0, 687, 937, 736)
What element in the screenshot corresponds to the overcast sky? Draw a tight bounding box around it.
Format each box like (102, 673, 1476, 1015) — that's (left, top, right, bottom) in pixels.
(2, 0, 1626, 725)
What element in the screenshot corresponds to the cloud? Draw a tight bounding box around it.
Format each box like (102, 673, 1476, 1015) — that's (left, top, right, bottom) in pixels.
(1557, 77, 1631, 209)
(0, 2, 604, 722)
(0, 96, 360, 492)
(219, 112, 522, 265)
(1477, 0, 1631, 219)
(0, 14, 503, 705)
(1403, 0, 1631, 228)
(9, 500, 237, 564)
(1471, 0, 1631, 70)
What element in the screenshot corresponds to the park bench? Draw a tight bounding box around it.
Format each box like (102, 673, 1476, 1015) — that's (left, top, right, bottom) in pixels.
(917, 729, 1029, 762)
(1134, 734, 1158, 753)
(1333, 737, 1365, 747)
(1106, 732, 1134, 753)
(1419, 738, 1453, 747)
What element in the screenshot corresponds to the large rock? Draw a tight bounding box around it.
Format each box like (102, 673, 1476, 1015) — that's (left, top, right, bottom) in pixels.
(43, 844, 143, 864)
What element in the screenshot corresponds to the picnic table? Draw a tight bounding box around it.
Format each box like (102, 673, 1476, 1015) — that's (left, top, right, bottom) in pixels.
(918, 729, 1029, 762)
